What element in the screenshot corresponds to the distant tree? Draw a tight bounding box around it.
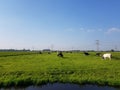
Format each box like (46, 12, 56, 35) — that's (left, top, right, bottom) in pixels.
(111, 49, 114, 52)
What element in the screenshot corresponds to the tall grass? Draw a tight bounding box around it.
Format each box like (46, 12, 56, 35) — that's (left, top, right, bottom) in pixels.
(0, 51, 120, 87)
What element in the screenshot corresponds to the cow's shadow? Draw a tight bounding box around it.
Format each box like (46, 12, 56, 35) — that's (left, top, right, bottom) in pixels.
(112, 56, 120, 60)
(57, 56, 69, 59)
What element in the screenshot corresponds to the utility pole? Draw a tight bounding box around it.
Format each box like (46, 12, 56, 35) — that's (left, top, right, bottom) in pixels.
(51, 44, 54, 51)
(96, 40, 99, 52)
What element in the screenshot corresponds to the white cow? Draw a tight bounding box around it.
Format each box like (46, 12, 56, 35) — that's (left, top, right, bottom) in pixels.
(102, 53, 112, 60)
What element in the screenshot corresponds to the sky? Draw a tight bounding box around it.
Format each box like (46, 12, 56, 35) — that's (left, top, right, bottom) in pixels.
(0, 0, 120, 51)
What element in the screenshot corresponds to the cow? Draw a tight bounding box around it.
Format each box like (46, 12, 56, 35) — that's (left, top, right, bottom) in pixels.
(39, 51, 42, 54)
(96, 52, 101, 56)
(57, 51, 63, 57)
(83, 51, 89, 56)
(102, 53, 112, 60)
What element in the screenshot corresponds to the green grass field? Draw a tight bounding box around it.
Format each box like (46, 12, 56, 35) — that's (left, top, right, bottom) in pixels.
(0, 51, 120, 87)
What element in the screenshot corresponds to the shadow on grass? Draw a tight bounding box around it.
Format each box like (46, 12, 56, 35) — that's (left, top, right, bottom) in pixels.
(112, 56, 120, 60)
(57, 56, 69, 59)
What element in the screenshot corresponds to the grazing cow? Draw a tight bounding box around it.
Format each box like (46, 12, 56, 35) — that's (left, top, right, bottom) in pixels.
(96, 52, 101, 56)
(102, 53, 112, 60)
(57, 51, 63, 57)
(83, 51, 89, 56)
(39, 51, 42, 54)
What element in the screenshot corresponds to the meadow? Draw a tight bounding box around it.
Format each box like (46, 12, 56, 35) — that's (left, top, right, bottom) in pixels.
(0, 51, 120, 87)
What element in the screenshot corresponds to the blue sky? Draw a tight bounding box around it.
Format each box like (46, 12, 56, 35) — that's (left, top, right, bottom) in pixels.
(0, 0, 120, 50)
